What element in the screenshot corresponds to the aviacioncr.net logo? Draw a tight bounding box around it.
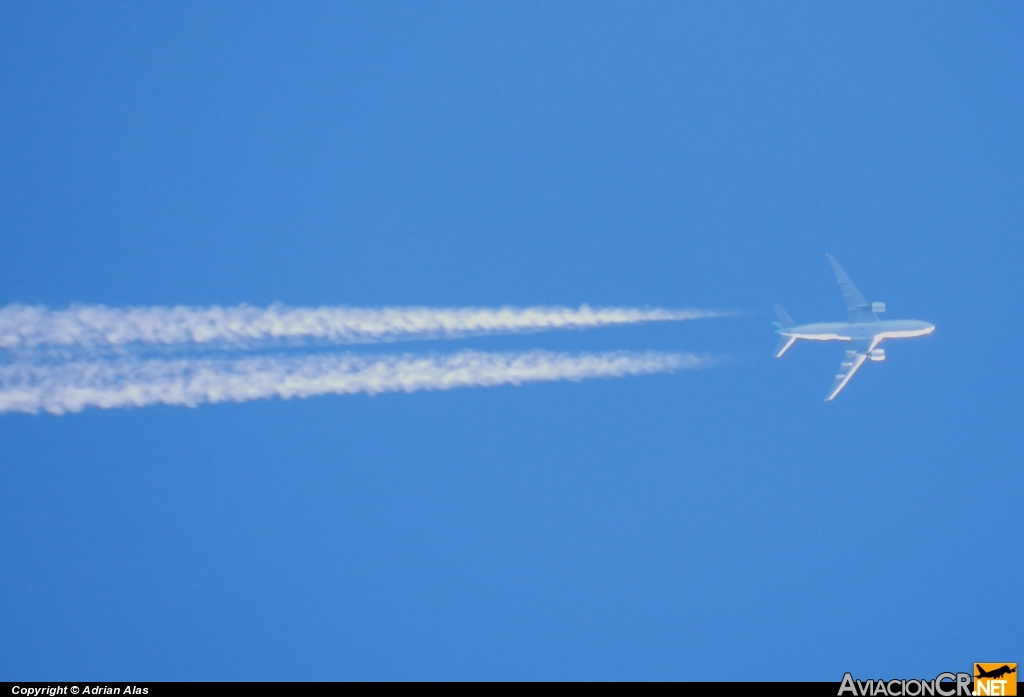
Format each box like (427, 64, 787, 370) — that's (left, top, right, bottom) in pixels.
(974, 664, 1017, 696)
(839, 672, 972, 696)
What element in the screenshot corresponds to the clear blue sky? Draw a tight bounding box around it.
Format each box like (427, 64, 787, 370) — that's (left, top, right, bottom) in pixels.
(1, 1, 1021, 680)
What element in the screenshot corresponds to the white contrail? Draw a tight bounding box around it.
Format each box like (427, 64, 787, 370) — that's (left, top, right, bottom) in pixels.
(0, 349, 716, 415)
(0, 303, 727, 349)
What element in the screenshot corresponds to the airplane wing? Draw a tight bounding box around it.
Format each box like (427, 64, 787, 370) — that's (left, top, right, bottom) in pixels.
(826, 254, 878, 323)
(825, 343, 870, 401)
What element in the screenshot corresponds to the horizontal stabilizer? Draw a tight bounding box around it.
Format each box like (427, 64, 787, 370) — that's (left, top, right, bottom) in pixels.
(774, 335, 797, 358)
(774, 304, 795, 328)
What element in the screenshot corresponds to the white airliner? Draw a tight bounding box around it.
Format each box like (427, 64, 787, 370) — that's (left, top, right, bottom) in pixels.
(773, 254, 935, 401)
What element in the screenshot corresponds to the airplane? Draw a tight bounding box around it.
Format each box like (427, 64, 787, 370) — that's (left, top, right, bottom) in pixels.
(975, 665, 1017, 680)
(773, 254, 935, 401)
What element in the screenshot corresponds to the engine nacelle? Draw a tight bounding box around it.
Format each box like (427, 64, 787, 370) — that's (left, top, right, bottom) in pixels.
(872, 301, 886, 313)
(870, 348, 886, 362)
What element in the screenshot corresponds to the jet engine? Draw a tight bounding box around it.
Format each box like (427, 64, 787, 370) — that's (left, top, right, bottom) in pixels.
(869, 348, 886, 362)
(872, 302, 886, 313)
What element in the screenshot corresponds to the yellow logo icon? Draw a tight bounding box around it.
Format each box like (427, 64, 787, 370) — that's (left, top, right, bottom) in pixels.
(975, 664, 1017, 696)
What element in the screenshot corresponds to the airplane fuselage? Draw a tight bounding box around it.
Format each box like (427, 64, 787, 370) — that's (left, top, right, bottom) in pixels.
(779, 319, 934, 349)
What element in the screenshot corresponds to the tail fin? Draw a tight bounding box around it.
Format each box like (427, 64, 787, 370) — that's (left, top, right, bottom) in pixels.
(774, 304, 795, 328)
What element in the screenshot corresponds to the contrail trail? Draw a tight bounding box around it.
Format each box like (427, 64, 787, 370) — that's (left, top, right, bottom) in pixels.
(0, 349, 716, 415)
(0, 303, 727, 350)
